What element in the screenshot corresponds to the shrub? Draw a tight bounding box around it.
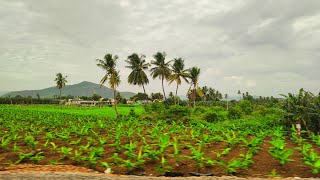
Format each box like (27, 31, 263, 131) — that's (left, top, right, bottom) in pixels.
(161, 106, 191, 122)
(203, 111, 218, 122)
(209, 106, 225, 112)
(228, 106, 244, 119)
(144, 102, 166, 113)
(192, 106, 207, 115)
(238, 100, 253, 115)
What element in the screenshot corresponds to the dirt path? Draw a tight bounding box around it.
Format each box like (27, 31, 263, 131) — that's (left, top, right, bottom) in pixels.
(0, 165, 319, 180)
(1, 172, 320, 180)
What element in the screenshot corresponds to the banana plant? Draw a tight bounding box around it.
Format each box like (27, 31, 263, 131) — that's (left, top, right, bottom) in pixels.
(185, 143, 207, 171)
(299, 143, 320, 174)
(0, 135, 12, 151)
(30, 152, 45, 164)
(156, 155, 172, 175)
(59, 146, 73, 159)
(269, 139, 294, 165)
(79, 142, 91, 151)
(168, 137, 181, 166)
(222, 131, 239, 147)
(24, 135, 38, 150)
(70, 138, 82, 145)
(212, 147, 232, 159)
(70, 150, 83, 164)
(98, 137, 108, 146)
(49, 142, 59, 151)
(311, 133, 320, 147)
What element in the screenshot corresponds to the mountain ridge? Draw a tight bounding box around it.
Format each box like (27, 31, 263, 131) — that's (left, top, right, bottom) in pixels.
(2, 81, 135, 99)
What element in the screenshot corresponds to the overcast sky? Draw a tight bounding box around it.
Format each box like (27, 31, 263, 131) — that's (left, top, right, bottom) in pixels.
(1, 0, 319, 97)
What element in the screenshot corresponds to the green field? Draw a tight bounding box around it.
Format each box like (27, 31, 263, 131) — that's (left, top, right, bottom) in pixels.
(0, 105, 144, 119)
(0, 104, 320, 177)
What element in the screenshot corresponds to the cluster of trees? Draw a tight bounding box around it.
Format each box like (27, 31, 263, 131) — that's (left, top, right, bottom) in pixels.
(0, 95, 59, 105)
(281, 89, 320, 133)
(94, 52, 203, 116)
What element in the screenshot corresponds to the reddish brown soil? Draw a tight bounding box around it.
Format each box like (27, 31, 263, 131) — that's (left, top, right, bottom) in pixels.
(1, 133, 320, 178)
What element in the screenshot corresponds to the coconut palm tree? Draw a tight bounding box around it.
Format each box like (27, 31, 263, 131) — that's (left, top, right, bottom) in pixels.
(202, 86, 209, 102)
(125, 53, 150, 103)
(150, 52, 172, 100)
(188, 67, 201, 107)
(54, 73, 67, 99)
(168, 58, 189, 105)
(238, 90, 241, 100)
(96, 54, 121, 117)
(225, 94, 229, 110)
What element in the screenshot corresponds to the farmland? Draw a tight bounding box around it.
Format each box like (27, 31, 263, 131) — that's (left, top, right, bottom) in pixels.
(0, 104, 320, 178)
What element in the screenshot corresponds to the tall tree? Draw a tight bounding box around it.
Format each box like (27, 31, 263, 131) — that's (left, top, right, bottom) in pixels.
(202, 86, 209, 101)
(188, 67, 201, 107)
(238, 90, 241, 100)
(125, 53, 150, 103)
(225, 94, 229, 111)
(150, 52, 172, 100)
(168, 58, 189, 105)
(54, 73, 67, 98)
(96, 54, 121, 117)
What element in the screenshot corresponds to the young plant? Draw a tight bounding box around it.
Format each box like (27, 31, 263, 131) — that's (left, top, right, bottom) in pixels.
(186, 143, 207, 171)
(156, 155, 172, 175)
(70, 138, 82, 145)
(267, 169, 282, 178)
(24, 135, 38, 150)
(98, 137, 108, 146)
(59, 146, 73, 159)
(212, 147, 232, 159)
(0, 136, 12, 151)
(168, 137, 181, 166)
(50, 142, 58, 151)
(269, 139, 294, 165)
(222, 131, 239, 147)
(30, 152, 45, 164)
(70, 150, 83, 163)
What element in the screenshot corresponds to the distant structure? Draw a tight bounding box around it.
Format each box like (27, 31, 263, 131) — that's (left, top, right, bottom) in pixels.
(66, 98, 110, 106)
(66, 98, 137, 106)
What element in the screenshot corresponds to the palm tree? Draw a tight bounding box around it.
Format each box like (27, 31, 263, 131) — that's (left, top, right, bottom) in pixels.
(225, 94, 229, 110)
(238, 90, 241, 100)
(188, 67, 201, 107)
(96, 54, 121, 117)
(202, 86, 209, 102)
(54, 73, 67, 98)
(168, 58, 189, 105)
(125, 53, 150, 103)
(150, 52, 172, 100)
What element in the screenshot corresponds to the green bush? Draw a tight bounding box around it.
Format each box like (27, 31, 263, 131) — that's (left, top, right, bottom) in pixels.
(203, 111, 218, 122)
(192, 106, 207, 115)
(238, 100, 253, 115)
(161, 106, 191, 121)
(143, 102, 166, 113)
(228, 106, 244, 119)
(253, 105, 267, 116)
(209, 106, 225, 112)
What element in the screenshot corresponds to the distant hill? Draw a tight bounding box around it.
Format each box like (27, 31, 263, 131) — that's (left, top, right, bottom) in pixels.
(2, 81, 135, 99)
(0, 91, 10, 96)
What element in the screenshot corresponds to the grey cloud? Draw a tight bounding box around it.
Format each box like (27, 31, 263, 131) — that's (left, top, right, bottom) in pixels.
(0, 0, 319, 96)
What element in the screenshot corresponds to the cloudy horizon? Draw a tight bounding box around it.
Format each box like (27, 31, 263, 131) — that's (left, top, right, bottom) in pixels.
(1, 0, 319, 97)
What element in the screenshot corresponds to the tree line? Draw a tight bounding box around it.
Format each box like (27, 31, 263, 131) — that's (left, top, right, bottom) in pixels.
(55, 52, 203, 117)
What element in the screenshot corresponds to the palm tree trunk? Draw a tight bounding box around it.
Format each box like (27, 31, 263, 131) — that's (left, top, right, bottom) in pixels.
(60, 89, 62, 99)
(193, 85, 196, 108)
(113, 87, 119, 117)
(226, 100, 229, 111)
(175, 82, 179, 105)
(162, 77, 167, 100)
(142, 84, 148, 104)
